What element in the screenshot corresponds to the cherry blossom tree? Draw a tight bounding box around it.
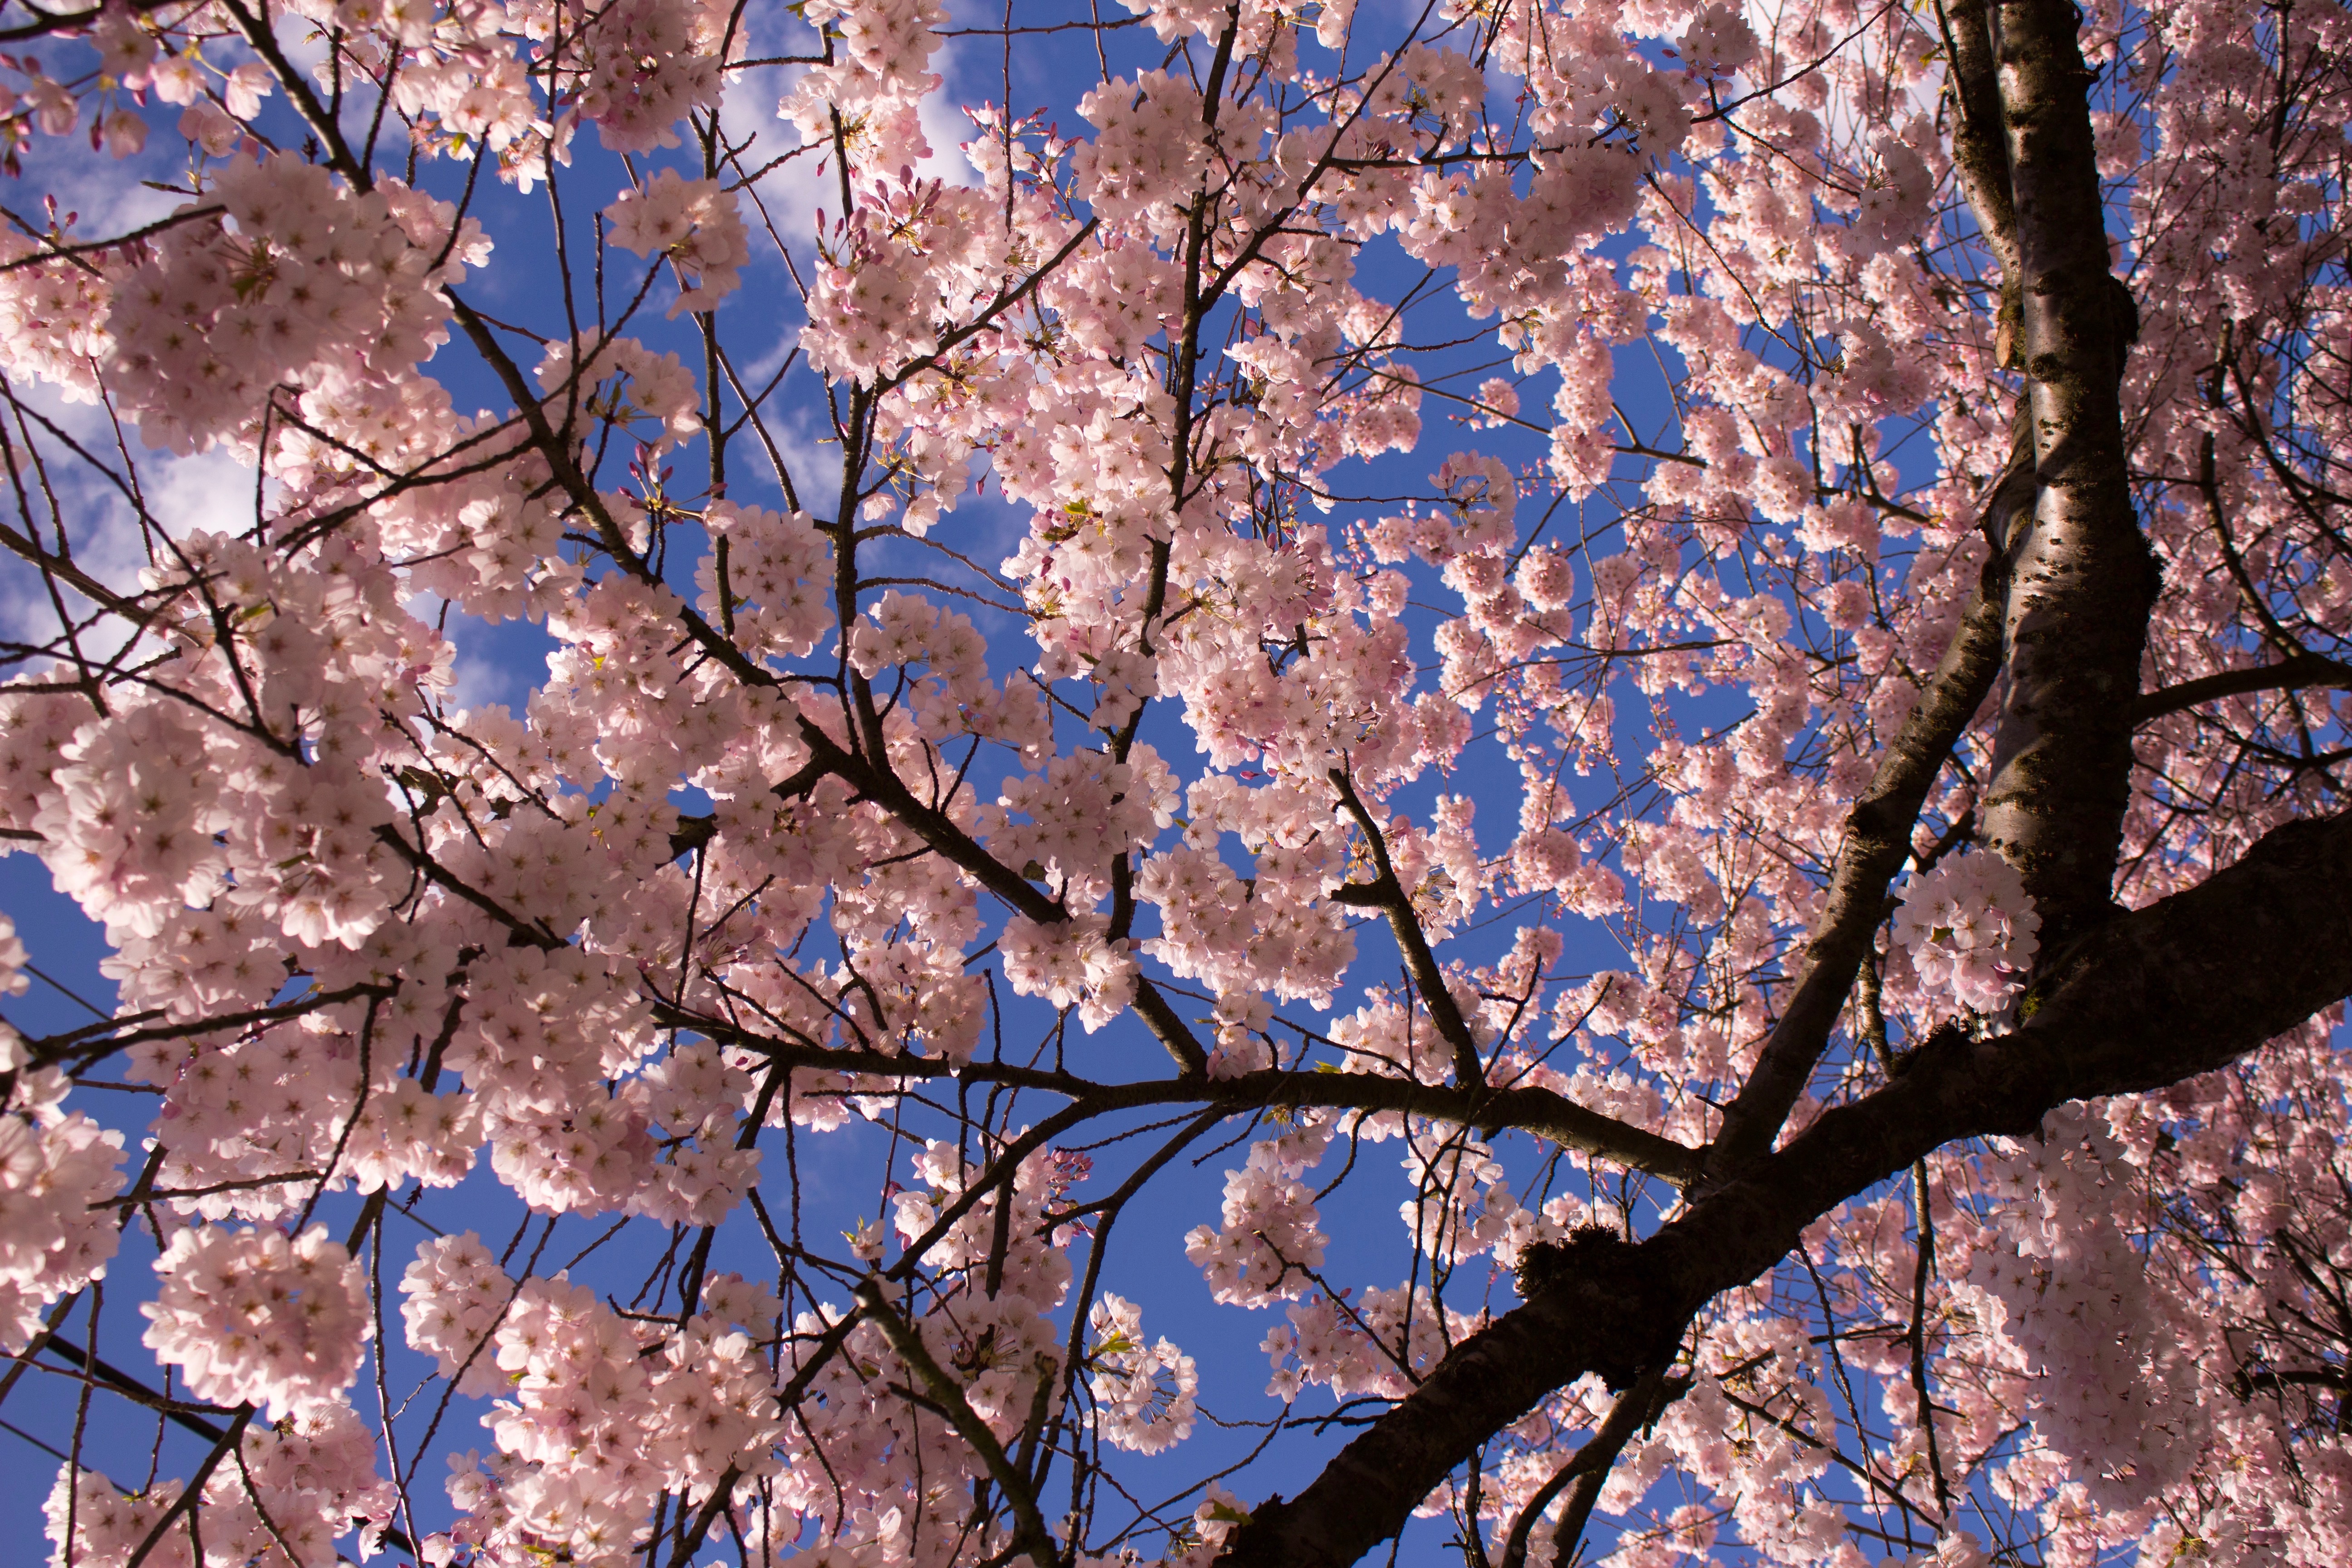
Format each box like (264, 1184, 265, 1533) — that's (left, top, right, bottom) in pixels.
(1, 0, 2350, 1565)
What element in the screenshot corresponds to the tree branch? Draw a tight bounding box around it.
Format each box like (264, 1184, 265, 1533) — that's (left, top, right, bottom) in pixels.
(1329, 766, 1488, 1089)
(855, 1280, 1059, 1568)
(1974, 0, 2161, 952)
(1701, 443, 2026, 1183)
(1934, 0, 2023, 351)
(1495, 1368, 1681, 1568)
(2131, 650, 2352, 724)
(1217, 806, 2352, 1567)
(656, 1005, 1703, 1181)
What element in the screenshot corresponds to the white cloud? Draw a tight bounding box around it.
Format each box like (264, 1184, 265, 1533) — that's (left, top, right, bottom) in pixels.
(1736, 0, 1940, 141)
(716, 27, 984, 249)
(0, 383, 258, 666)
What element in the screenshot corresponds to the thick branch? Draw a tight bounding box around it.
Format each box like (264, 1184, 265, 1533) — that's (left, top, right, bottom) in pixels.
(1975, 0, 2160, 952)
(1217, 808, 2352, 1568)
(793, 718, 1210, 1073)
(1496, 1369, 1681, 1568)
(372, 825, 563, 950)
(1701, 453, 2025, 1182)
(1936, 0, 2022, 290)
(125, 1407, 253, 1568)
(28, 981, 390, 1069)
(855, 1281, 1058, 1568)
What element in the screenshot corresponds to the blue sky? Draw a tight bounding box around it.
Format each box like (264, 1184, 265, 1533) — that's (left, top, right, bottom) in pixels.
(0, 1, 1962, 1562)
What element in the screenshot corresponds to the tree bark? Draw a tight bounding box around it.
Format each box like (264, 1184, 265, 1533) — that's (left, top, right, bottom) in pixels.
(1975, 0, 2160, 952)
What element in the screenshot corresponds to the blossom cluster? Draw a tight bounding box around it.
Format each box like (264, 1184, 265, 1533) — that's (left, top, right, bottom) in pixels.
(140, 1225, 370, 1420)
(0, 0, 2347, 1563)
(1892, 851, 2043, 1013)
(1185, 1132, 1331, 1306)
(47, 1401, 397, 1568)
(606, 171, 750, 316)
(1085, 1294, 1199, 1453)
(1966, 1112, 2207, 1517)
(436, 1271, 783, 1566)
(0, 1100, 124, 1352)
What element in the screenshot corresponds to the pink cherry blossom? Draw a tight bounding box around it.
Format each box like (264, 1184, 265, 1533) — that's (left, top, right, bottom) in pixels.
(0, 1, 2345, 1565)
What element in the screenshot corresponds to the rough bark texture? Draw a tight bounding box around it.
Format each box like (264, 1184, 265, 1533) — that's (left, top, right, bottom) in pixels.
(1975, 0, 2161, 951)
(1938, 0, 2023, 285)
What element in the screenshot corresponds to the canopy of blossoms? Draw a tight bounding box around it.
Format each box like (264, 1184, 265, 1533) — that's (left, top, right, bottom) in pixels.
(0, 0, 2349, 1565)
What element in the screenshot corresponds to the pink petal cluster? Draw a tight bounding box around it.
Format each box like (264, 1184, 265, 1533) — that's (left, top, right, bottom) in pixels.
(1893, 852, 2043, 1014)
(140, 1225, 369, 1419)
